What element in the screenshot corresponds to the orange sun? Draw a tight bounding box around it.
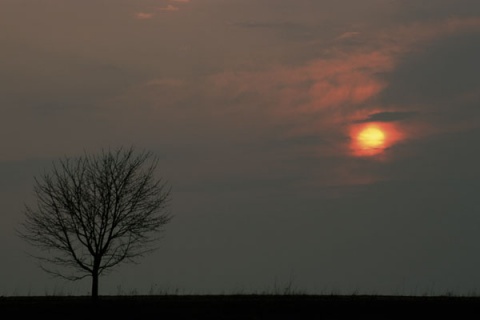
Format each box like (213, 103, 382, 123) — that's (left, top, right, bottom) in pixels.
(358, 126, 385, 149)
(350, 123, 400, 157)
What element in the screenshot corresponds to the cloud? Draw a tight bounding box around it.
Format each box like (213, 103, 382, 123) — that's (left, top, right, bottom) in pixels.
(354, 112, 418, 123)
(206, 16, 480, 164)
(134, 12, 155, 20)
(136, 0, 190, 18)
(210, 49, 394, 139)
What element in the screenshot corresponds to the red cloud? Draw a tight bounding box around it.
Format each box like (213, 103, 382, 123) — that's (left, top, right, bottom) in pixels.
(209, 17, 480, 159)
(210, 49, 394, 124)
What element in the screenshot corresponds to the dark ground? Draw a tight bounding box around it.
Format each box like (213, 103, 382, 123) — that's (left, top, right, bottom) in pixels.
(1, 294, 479, 319)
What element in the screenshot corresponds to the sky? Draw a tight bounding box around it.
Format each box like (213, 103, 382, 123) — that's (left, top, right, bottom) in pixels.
(1, 0, 480, 296)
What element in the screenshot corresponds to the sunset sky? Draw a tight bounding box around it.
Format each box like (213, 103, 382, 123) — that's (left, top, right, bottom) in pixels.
(2, 0, 480, 296)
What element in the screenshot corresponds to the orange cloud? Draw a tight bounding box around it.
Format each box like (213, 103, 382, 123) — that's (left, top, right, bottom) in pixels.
(134, 12, 155, 20)
(210, 49, 394, 124)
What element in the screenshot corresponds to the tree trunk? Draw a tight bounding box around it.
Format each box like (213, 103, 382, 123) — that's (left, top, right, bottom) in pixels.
(92, 271, 99, 300)
(91, 257, 101, 300)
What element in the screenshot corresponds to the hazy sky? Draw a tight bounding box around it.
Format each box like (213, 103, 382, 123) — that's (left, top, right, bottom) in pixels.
(2, 0, 480, 296)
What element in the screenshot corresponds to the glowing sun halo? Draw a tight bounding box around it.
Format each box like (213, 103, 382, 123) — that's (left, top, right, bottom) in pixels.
(349, 123, 396, 157)
(358, 126, 385, 149)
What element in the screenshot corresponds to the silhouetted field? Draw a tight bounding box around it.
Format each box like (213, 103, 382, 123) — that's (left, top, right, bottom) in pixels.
(1, 294, 479, 319)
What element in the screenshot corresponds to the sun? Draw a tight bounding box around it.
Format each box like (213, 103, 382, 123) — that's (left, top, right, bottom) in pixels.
(349, 120, 404, 158)
(349, 123, 392, 157)
(357, 126, 385, 149)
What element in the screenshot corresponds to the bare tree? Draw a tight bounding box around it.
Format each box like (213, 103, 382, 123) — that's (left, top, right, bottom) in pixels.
(18, 146, 172, 299)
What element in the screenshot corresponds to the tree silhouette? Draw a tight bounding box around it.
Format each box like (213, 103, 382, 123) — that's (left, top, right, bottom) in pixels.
(18, 146, 172, 299)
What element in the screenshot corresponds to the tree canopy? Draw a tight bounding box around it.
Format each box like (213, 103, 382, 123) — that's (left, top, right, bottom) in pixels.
(18, 147, 172, 298)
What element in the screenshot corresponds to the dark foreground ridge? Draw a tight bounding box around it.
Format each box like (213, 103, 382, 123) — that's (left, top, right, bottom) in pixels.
(1, 294, 479, 319)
